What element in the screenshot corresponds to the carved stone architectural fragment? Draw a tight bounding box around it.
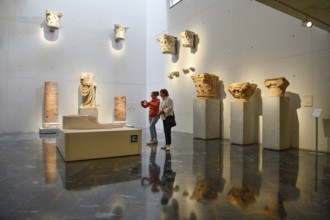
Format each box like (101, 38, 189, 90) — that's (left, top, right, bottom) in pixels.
(45, 10, 63, 32)
(43, 81, 59, 127)
(156, 34, 177, 54)
(180, 30, 195, 48)
(228, 82, 257, 102)
(168, 71, 180, 79)
(264, 77, 290, 97)
(191, 73, 219, 99)
(115, 96, 126, 121)
(114, 24, 129, 42)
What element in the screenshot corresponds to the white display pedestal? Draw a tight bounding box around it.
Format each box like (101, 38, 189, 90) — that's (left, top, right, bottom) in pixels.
(57, 127, 142, 161)
(79, 108, 98, 118)
(193, 99, 220, 139)
(39, 122, 60, 134)
(230, 102, 256, 145)
(262, 97, 290, 150)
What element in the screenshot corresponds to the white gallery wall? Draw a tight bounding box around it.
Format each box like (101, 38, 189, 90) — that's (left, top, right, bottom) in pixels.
(146, 0, 330, 152)
(0, 0, 147, 133)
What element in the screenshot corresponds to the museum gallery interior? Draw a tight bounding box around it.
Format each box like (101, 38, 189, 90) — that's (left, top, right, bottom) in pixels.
(0, 0, 330, 219)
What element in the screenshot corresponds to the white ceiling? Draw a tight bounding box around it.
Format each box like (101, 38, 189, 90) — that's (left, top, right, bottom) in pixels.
(256, 0, 330, 32)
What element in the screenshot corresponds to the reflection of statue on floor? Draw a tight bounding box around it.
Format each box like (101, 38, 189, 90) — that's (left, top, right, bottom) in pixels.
(141, 146, 161, 192)
(80, 72, 96, 108)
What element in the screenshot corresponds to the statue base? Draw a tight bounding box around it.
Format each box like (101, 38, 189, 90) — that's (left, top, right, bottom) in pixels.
(193, 99, 220, 139)
(230, 102, 256, 145)
(262, 97, 290, 150)
(79, 108, 98, 119)
(39, 122, 60, 134)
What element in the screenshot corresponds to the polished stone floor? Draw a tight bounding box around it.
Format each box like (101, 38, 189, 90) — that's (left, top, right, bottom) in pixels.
(0, 130, 330, 220)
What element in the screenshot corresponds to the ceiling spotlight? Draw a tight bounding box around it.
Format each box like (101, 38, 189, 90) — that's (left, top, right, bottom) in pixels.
(301, 20, 313, 28)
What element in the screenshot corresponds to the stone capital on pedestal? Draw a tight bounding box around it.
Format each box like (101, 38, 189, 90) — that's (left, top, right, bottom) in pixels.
(264, 77, 290, 97)
(228, 82, 257, 102)
(191, 73, 219, 99)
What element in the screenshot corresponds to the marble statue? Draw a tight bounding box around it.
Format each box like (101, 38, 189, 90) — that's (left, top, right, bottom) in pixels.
(43, 81, 59, 127)
(191, 73, 219, 99)
(156, 34, 177, 54)
(264, 77, 290, 97)
(80, 72, 96, 108)
(228, 82, 257, 102)
(114, 24, 129, 42)
(180, 30, 195, 48)
(45, 10, 63, 32)
(168, 71, 180, 79)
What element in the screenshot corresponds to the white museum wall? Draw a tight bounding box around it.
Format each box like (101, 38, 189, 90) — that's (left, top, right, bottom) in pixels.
(0, 0, 147, 133)
(146, 0, 330, 152)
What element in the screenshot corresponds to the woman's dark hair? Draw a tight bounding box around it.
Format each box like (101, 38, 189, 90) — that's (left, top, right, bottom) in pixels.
(152, 91, 159, 96)
(160, 89, 169, 96)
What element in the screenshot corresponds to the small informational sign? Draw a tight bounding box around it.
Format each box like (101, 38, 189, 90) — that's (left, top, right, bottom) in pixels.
(312, 108, 322, 118)
(131, 135, 138, 143)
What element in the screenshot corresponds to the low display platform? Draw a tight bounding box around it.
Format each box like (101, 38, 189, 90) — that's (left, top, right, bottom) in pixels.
(57, 127, 142, 161)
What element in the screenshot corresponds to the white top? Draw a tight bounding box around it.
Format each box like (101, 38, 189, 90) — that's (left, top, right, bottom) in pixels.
(160, 96, 174, 120)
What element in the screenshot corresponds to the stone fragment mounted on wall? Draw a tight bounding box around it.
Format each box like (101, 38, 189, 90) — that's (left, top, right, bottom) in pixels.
(80, 72, 97, 109)
(115, 96, 126, 121)
(45, 10, 63, 32)
(114, 24, 129, 42)
(191, 73, 219, 99)
(156, 34, 177, 54)
(228, 82, 257, 102)
(168, 71, 180, 79)
(264, 77, 290, 97)
(180, 30, 196, 48)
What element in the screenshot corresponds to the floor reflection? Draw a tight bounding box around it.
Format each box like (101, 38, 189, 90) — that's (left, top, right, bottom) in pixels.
(141, 146, 161, 192)
(42, 137, 58, 184)
(228, 145, 262, 211)
(0, 132, 329, 219)
(58, 155, 141, 190)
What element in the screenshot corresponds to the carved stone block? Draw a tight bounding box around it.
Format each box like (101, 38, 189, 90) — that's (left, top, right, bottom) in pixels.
(80, 72, 97, 109)
(180, 30, 195, 48)
(168, 71, 180, 79)
(114, 24, 128, 42)
(191, 73, 219, 99)
(156, 34, 177, 54)
(115, 96, 126, 121)
(228, 82, 257, 102)
(264, 77, 290, 97)
(183, 68, 190, 74)
(43, 81, 59, 127)
(46, 10, 63, 32)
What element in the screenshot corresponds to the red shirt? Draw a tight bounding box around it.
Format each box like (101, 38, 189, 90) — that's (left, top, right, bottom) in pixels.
(141, 99, 160, 117)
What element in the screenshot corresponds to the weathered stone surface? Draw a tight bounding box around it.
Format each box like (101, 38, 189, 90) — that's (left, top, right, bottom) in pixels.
(46, 10, 62, 32)
(228, 82, 257, 102)
(114, 24, 128, 42)
(191, 73, 219, 99)
(264, 77, 290, 97)
(180, 30, 195, 48)
(115, 96, 126, 121)
(156, 34, 177, 54)
(80, 72, 97, 108)
(43, 81, 58, 125)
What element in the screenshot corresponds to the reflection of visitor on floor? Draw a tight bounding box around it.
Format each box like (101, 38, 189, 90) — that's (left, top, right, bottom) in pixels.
(160, 151, 176, 205)
(141, 146, 161, 192)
